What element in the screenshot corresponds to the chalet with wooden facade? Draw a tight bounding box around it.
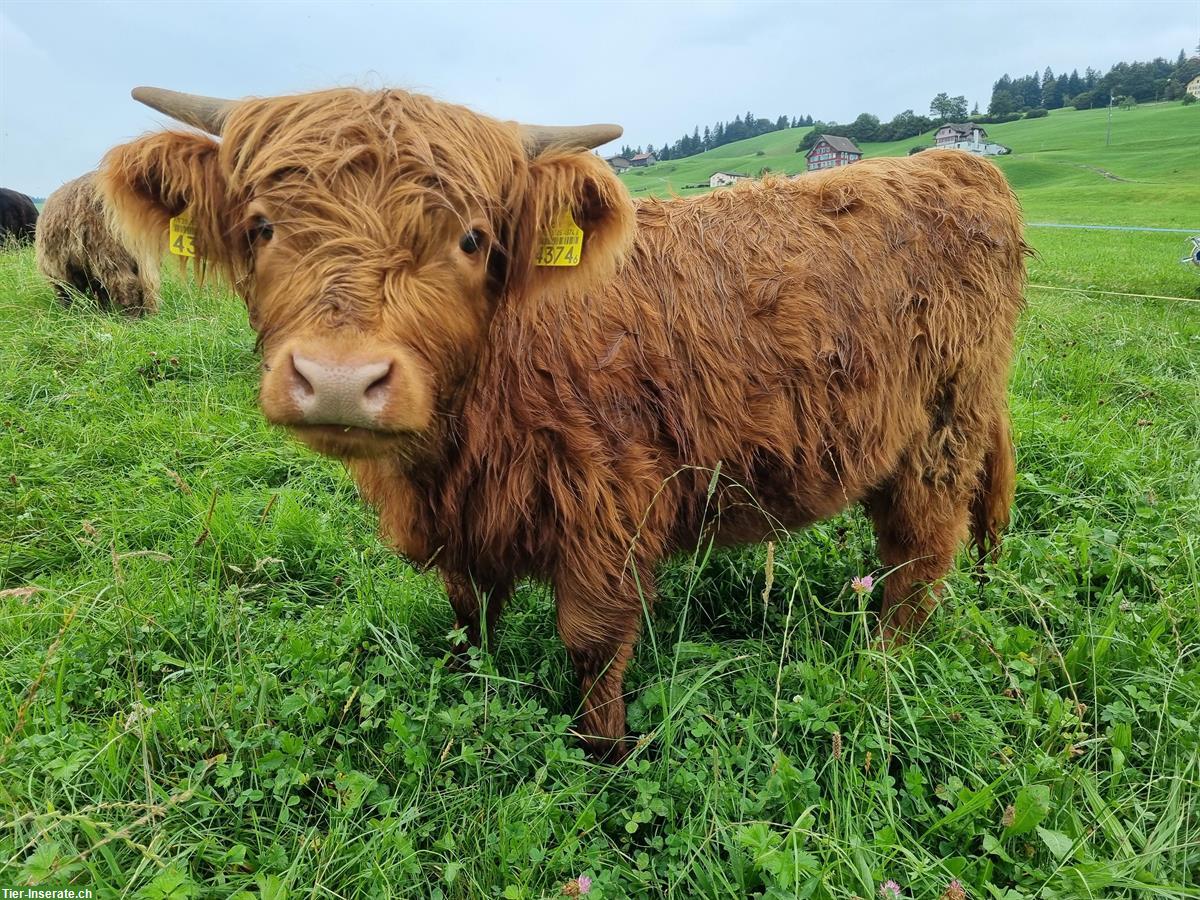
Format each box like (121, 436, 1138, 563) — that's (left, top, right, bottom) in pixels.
(607, 156, 632, 173)
(805, 135, 862, 171)
(935, 123, 987, 147)
(631, 152, 657, 167)
(934, 122, 1008, 156)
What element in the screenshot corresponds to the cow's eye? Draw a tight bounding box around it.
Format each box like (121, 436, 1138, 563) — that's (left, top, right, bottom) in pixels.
(248, 215, 275, 244)
(459, 229, 483, 255)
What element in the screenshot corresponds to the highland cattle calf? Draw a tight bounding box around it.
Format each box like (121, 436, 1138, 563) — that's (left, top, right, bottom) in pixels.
(37, 172, 161, 315)
(101, 86, 1025, 760)
(0, 188, 38, 245)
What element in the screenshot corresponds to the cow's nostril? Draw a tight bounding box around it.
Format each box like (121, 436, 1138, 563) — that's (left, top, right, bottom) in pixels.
(289, 354, 316, 398)
(364, 364, 394, 403)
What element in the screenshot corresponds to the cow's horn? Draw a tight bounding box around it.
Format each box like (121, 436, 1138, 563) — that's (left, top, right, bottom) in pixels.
(519, 123, 623, 155)
(131, 86, 235, 135)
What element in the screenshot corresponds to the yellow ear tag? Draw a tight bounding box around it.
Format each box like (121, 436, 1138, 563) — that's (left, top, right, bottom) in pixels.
(169, 215, 197, 258)
(535, 208, 583, 267)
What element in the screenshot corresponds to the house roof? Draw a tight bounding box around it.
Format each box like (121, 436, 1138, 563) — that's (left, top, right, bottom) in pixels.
(607, 156, 632, 166)
(712, 171, 748, 178)
(807, 134, 862, 155)
(939, 122, 987, 136)
(632, 152, 655, 161)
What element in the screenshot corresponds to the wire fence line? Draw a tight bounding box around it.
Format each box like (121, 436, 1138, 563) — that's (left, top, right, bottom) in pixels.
(1026, 283, 1200, 305)
(1026, 223, 1200, 234)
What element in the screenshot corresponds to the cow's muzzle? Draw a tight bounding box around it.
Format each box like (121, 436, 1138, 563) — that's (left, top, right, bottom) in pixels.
(259, 339, 433, 453)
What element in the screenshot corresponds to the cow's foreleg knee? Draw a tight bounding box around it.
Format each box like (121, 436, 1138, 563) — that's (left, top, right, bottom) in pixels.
(443, 572, 510, 661)
(556, 573, 650, 763)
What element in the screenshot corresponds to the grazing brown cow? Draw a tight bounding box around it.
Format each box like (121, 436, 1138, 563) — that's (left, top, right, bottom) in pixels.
(37, 172, 161, 316)
(101, 87, 1024, 761)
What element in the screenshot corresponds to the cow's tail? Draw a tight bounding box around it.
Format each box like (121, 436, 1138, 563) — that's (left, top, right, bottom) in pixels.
(970, 411, 1016, 565)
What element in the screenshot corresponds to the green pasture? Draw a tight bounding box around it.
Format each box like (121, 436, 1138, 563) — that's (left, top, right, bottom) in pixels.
(1, 105, 1198, 898)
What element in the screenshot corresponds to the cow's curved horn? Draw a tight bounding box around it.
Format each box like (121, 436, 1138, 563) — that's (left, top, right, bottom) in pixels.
(519, 123, 623, 155)
(131, 86, 236, 135)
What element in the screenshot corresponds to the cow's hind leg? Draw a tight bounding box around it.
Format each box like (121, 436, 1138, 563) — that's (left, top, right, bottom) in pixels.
(866, 463, 974, 644)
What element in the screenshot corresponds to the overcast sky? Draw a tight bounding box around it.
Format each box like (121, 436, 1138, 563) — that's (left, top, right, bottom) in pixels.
(2, 0, 1196, 196)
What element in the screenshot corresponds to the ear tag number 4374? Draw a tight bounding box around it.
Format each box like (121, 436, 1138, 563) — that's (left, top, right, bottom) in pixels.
(169, 215, 196, 258)
(535, 209, 583, 267)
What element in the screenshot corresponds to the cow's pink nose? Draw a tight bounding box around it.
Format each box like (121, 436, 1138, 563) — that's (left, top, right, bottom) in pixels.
(286, 352, 395, 429)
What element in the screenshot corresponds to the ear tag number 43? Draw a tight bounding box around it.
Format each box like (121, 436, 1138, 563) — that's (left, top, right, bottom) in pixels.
(535, 209, 583, 267)
(169, 215, 196, 258)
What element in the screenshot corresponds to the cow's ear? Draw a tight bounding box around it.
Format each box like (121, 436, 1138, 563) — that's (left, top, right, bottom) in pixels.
(99, 131, 229, 268)
(512, 150, 636, 299)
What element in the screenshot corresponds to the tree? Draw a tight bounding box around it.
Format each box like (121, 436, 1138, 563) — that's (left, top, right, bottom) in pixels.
(1042, 67, 1064, 109)
(929, 92, 955, 120)
(1070, 91, 1096, 110)
(1183, 93, 1197, 105)
(847, 112, 881, 142)
(881, 109, 932, 142)
(989, 90, 1017, 116)
(1022, 71, 1042, 108)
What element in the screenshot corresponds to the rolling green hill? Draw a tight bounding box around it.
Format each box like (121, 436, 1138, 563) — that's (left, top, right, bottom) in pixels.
(620, 102, 1200, 227)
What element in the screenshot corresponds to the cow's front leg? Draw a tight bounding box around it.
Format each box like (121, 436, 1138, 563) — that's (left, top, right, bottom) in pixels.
(555, 569, 651, 762)
(442, 571, 511, 661)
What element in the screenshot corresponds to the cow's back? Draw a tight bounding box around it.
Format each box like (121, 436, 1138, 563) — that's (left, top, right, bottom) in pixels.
(37, 173, 160, 314)
(424, 150, 1026, 574)
(0, 188, 38, 244)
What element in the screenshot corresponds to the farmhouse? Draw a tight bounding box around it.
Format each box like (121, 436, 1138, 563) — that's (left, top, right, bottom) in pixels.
(607, 156, 632, 173)
(936, 122, 987, 146)
(934, 122, 1009, 156)
(630, 151, 657, 167)
(805, 135, 862, 171)
(709, 171, 751, 188)
(1187, 75, 1200, 98)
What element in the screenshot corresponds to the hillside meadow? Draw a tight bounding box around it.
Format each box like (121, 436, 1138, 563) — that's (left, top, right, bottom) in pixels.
(1, 106, 1199, 898)
(620, 102, 1199, 226)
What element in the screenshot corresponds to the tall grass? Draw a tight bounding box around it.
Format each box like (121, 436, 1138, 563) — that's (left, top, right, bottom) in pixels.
(1, 222, 1197, 897)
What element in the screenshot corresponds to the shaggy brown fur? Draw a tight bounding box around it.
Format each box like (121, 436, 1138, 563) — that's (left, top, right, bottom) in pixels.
(100, 88, 1025, 761)
(36, 172, 161, 316)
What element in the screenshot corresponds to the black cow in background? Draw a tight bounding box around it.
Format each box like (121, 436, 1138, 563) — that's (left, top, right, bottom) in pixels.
(0, 188, 39, 245)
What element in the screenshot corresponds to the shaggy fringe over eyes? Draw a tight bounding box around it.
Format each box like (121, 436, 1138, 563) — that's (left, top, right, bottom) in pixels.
(99, 88, 637, 305)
